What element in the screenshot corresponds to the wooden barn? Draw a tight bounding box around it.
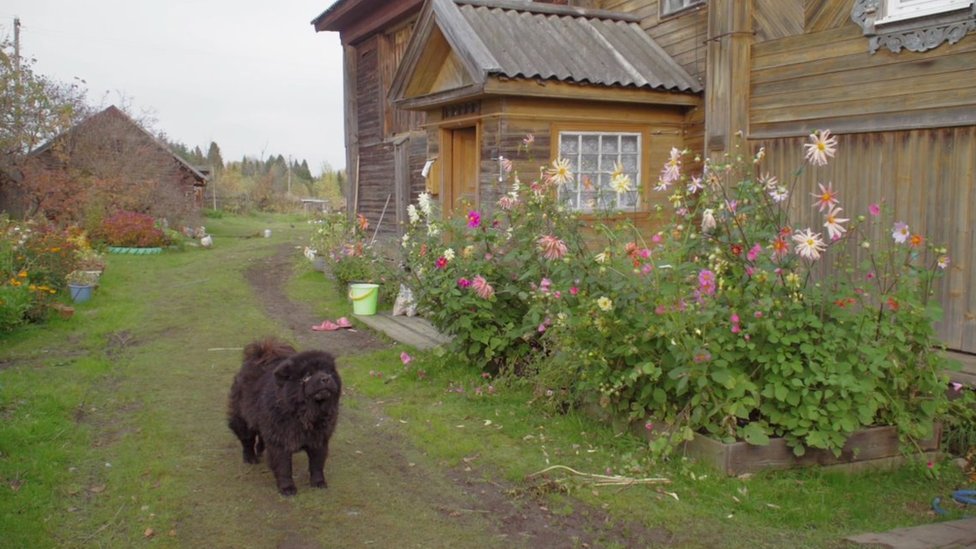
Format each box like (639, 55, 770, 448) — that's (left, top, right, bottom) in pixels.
(8, 105, 209, 222)
(313, 0, 976, 360)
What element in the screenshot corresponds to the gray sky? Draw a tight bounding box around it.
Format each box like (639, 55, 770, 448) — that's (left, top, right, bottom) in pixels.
(1, 0, 346, 175)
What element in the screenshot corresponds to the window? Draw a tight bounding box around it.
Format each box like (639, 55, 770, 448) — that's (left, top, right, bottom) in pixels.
(661, 0, 705, 17)
(558, 132, 641, 213)
(877, 0, 974, 24)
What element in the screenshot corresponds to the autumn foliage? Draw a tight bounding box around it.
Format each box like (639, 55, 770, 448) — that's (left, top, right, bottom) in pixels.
(91, 211, 169, 248)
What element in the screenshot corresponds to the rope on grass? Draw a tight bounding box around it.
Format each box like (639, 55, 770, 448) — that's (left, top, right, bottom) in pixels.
(526, 464, 671, 487)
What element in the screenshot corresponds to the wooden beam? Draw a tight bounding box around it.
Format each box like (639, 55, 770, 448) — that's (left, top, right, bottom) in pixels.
(343, 44, 359, 213)
(704, 0, 752, 153)
(484, 79, 701, 107)
(316, 0, 424, 46)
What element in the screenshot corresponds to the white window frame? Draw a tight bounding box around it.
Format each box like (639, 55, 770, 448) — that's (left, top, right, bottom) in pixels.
(661, 0, 705, 17)
(557, 131, 642, 214)
(876, 0, 974, 24)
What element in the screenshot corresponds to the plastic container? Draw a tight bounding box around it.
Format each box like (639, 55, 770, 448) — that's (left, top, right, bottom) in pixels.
(69, 283, 93, 303)
(348, 283, 379, 316)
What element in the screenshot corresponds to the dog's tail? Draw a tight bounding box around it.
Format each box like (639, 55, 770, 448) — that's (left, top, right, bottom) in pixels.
(243, 338, 297, 370)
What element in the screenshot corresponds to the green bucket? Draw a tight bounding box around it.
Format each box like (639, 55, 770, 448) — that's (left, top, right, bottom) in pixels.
(348, 283, 379, 316)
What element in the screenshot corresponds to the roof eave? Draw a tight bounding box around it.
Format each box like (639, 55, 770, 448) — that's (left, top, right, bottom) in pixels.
(483, 78, 702, 107)
(394, 82, 486, 111)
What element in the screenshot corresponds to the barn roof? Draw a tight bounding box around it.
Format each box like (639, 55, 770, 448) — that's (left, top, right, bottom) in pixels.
(31, 106, 208, 185)
(391, 0, 702, 108)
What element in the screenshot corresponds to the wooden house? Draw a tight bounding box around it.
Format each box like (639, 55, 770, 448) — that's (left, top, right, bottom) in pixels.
(314, 0, 976, 358)
(9, 105, 209, 222)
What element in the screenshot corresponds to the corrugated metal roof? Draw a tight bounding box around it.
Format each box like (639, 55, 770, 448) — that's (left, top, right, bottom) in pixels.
(453, 0, 702, 93)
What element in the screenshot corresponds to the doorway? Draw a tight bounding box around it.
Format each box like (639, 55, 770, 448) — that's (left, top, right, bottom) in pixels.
(441, 126, 478, 217)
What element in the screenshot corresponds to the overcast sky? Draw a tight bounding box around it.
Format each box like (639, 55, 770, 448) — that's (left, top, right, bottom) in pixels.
(1, 0, 346, 175)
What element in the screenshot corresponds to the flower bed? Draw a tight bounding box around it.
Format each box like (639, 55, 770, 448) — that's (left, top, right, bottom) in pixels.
(402, 131, 960, 460)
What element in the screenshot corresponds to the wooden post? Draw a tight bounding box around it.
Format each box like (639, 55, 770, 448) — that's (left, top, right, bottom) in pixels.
(343, 43, 359, 219)
(704, 0, 752, 155)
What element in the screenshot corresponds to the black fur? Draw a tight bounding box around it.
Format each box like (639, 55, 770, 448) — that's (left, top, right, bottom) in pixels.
(227, 338, 341, 495)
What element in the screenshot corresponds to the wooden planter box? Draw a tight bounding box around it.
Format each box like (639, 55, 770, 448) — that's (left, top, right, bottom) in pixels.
(681, 424, 942, 476)
(586, 404, 942, 475)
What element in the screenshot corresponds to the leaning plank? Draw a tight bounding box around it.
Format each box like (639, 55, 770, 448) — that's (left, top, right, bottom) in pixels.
(354, 313, 452, 350)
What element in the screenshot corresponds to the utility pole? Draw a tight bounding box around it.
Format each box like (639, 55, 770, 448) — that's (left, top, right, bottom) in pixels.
(13, 17, 23, 151)
(287, 155, 292, 196)
(13, 17, 20, 76)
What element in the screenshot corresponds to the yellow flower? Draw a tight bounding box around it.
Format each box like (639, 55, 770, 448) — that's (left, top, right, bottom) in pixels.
(17, 270, 27, 278)
(546, 158, 574, 187)
(597, 296, 613, 312)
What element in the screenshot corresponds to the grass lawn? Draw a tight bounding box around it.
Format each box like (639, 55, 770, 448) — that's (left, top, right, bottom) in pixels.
(0, 211, 969, 548)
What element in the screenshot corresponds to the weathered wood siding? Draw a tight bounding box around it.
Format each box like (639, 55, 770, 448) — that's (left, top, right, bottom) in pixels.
(753, 0, 804, 42)
(351, 26, 427, 236)
(380, 24, 426, 137)
(746, 0, 976, 353)
(754, 129, 976, 353)
(750, 4, 976, 137)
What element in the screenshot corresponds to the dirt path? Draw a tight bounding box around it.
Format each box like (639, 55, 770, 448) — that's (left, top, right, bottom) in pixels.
(242, 243, 673, 548)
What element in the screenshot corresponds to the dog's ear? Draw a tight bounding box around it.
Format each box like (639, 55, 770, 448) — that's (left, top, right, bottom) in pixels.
(273, 359, 295, 386)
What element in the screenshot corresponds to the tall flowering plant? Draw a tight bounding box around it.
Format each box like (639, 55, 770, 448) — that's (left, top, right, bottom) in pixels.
(1, 216, 81, 330)
(400, 160, 589, 372)
(544, 133, 954, 456)
(310, 212, 396, 300)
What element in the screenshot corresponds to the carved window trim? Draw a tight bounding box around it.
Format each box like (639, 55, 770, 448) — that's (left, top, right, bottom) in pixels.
(852, 0, 976, 53)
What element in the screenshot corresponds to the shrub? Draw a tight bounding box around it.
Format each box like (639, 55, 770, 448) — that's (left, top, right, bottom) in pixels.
(0, 217, 79, 329)
(312, 213, 397, 303)
(401, 160, 589, 373)
(0, 283, 32, 333)
(92, 210, 169, 247)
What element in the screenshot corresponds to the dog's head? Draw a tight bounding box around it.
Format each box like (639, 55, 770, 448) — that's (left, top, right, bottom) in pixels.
(273, 350, 341, 405)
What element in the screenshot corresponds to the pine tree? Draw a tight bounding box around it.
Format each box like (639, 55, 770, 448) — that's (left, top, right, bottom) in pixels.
(206, 141, 223, 173)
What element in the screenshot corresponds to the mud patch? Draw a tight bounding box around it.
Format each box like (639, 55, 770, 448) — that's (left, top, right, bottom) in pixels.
(444, 466, 674, 548)
(105, 331, 137, 358)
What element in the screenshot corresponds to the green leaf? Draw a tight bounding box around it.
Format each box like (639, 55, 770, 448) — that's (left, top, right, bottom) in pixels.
(741, 422, 770, 446)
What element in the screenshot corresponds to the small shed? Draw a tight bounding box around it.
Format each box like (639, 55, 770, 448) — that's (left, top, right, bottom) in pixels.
(389, 0, 702, 229)
(22, 106, 209, 221)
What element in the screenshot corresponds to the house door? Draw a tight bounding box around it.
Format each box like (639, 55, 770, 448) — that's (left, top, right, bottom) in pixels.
(444, 126, 478, 217)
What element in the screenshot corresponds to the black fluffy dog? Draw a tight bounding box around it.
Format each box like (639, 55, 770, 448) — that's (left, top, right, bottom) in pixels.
(227, 338, 341, 495)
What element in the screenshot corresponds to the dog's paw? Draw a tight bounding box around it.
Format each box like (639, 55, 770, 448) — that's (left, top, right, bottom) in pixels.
(243, 453, 260, 464)
(278, 484, 298, 496)
(310, 479, 327, 489)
